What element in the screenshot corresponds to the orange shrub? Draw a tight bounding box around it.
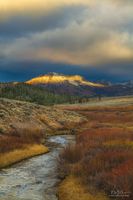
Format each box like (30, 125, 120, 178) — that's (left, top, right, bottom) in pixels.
(99, 160, 133, 198)
(59, 104, 133, 199)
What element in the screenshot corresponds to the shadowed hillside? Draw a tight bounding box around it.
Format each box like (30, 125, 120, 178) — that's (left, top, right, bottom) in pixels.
(0, 83, 80, 105)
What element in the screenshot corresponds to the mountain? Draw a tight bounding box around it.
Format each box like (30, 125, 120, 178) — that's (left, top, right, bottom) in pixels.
(1, 73, 133, 104)
(26, 73, 105, 96)
(118, 80, 133, 87)
(26, 72, 104, 87)
(26, 72, 133, 97)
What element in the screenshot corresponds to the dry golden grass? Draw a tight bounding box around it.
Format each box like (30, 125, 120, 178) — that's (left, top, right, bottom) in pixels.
(0, 144, 48, 169)
(58, 176, 109, 200)
(0, 122, 49, 169)
(0, 123, 44, 154)
(103, 140, 133, 148)
(0, 123, 48, 168)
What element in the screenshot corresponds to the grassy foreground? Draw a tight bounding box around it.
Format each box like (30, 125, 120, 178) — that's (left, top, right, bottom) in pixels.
(0, 144, 48, 168)
(58, 176, 108, 200)
(59, 102, 133, 199)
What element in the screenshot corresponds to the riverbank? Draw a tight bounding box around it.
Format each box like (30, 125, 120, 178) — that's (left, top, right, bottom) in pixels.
(0, 135, 75, 200)
(0, 98, 84, 134)
(0, 122, 49, 170)
(0, 144, 48, 169)
(0, 98, 85, 170)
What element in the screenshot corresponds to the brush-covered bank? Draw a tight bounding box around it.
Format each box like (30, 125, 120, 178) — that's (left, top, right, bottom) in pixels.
(0, 144, 48, 169)
(0, 98, 85, 169)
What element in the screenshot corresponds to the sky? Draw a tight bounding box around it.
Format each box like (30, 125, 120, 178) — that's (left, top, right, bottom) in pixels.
(0, 0, 133, 82)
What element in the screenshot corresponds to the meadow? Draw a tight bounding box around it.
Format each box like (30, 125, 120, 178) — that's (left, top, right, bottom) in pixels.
(59, 103, 133, 200)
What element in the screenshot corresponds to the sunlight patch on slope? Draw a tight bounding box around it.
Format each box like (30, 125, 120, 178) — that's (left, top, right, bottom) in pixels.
(26, 74, 104, 87)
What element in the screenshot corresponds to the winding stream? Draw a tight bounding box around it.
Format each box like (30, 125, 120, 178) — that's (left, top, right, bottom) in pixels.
(0, 135, 75, 200)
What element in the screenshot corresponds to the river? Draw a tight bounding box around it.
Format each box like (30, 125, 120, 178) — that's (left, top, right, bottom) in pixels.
(0, 135, 75, 200)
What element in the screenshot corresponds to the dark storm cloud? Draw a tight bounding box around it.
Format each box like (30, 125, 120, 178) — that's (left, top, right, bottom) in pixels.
(0, 61, 82, 82)
(2, 1, 132, 66)
(0, 0, 133, 82)
(0, 5, 86, 38)
(0, 60, 133, 83)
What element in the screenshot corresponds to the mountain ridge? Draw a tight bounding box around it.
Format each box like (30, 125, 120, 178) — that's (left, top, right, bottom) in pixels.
(1, 72, 133, 99)
(25, 72, 133, 97)
(26, 72, 105, 88)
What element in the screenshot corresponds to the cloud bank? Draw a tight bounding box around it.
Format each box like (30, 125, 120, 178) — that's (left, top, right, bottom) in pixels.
(0, 0, 133, 81)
